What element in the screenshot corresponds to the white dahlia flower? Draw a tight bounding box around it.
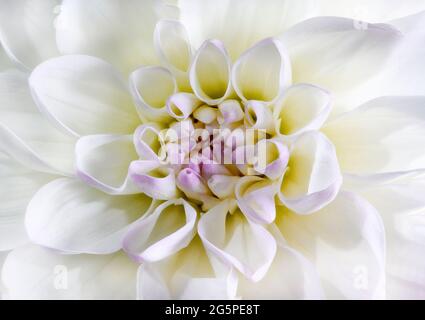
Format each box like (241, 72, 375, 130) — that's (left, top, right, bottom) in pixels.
(1, 0, 425, 300)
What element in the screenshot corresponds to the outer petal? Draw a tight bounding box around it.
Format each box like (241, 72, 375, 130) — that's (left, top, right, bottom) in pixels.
(323, 96, 425, 174)
(75, 134, 139, 195)
(280, 17, 402, 115)
(178, 0, 317, 60)
(0, 0, 59, 69)
(137, 237, 237, 300)
(123, 199, 197, 263)
(278, 131, 342, 214)
(55, 0, 162, 73)
(273, 83, 331, 136)
(317, 0, 425, 23)
(29, 55, 140, 137)
(0, 44, 15, 71)
(237, 245, 323, 299)
(25, 178, 153, 254)
(344, 170, 425, 299)
(232, 38, 291, 104)
(1, 245, 138, 299)
(277, 191, 386, 299)
(0, 70, 76, 175)
(198, 200, 277, 282)
(0, 151, 56, 251)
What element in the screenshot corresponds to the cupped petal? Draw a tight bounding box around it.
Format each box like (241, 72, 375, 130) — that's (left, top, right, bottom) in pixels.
(276, 191, 386, 299)
(0, 151, 56, 251)
(217, 100, 244, 125)
(0, 44, 15, 71)
(137, 237, 238, 300)
(190, 39, 233, 105)
(323, 96, 425, 175)
(75, 134, 139, 195)
(123, 199, 197, 263)
(254, 139, 289, 180)
(344, 170, 425, 299)
(166, 93, 202, 120)
(244, 101, 275, 134)
(280, 17, 402, 115)
(130, 66, 177, 123)
(29, 55, 140, 137)
(0, 0, 59, 69)
(274, 83, 331, 136)
(232, 38, 291, 104)
(25, 178, 153, 254)
(133, 123, 166, 161)
(1, 244, 138, 299)
(235, 176, 278, 224)
(55, 0, 162, 73)
(129, 160, 178, 200)
(0, 70, 76, 175)
(237, 244, 323, 299)
(278, 131, 342, 214)
(198, 200, 277, 282)
(154, 19, 192, 90)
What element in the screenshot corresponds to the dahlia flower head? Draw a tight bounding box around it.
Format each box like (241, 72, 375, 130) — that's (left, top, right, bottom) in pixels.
(1, 0, 425, 300)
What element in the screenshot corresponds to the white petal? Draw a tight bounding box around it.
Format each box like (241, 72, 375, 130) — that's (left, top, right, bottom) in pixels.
(274, 83, 331, 136)
(190, 40, 233, 105)
(235, 176, 278, 224)
(0, 70, 76, 175)
(232, 38, 291, 104)
(323, 96, 425, 174)
(198, 200, 277, 281)
(123, 199, 196, 263)
(277, 191, 386, 299)
(178, 0, 318, 60)
(166, 93, 202, 120)
(129, 160, 178, 200)
(280, 17, 402, 115)
(237, 245, 323, 299)
(1, 244, 138, 299)
(154, 19, 192, 90)
(137, 237, 237, 300)
(0, 151, 56, 251)
(279, 131, 342, 214)
(55, 0, 161, 73)
(25, 178, 153, 254)
(0, 44, 15, 71)
(130, 66, 177, 123)
(254, 139, 289, 180)
(75, 134, 139, 195)
(0, 0, 59, 69)
(29, 55, 140, 137)
(244, 101, 275, 133)
(344, 170, 425, 299)
(317, 0, 425, 22)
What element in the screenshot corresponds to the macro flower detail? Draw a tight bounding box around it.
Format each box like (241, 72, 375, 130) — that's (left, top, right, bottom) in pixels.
(1, 0, 425, 300)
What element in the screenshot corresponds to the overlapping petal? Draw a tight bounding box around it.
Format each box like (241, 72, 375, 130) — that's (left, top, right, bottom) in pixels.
(30, 55, 140, 137)
(198, 200, 277, 281)
(0, 70, 76, 175)
(277, 191, 386, 299)
(55, 0, 162, 73)
(278, 131, 342, 214)
(323, 96, 425, 174)
(1, 244, 138, 299)
(25, 178, 153, 254)
(0, 0, 59, 69)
